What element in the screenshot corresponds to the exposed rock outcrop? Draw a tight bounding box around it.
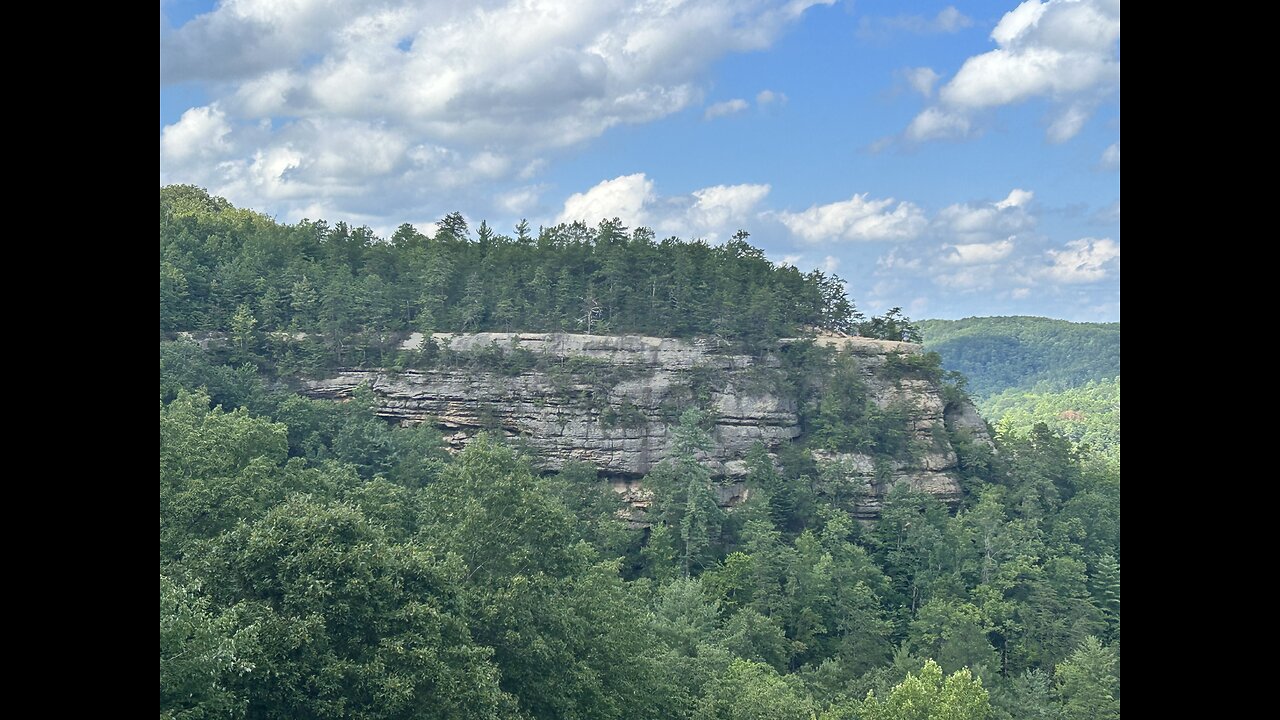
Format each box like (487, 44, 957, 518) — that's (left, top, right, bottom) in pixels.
(301, 332, 989, 518)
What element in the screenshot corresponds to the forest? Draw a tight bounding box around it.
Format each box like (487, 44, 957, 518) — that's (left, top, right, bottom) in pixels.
(919, 317, 1120, 400)
(161, 188, 1120, 719)
(921, 317, 1120, 467)
(161, 185, 880, 370)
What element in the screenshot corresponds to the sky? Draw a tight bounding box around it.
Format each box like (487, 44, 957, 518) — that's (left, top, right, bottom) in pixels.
(160, 0, 1120, 322)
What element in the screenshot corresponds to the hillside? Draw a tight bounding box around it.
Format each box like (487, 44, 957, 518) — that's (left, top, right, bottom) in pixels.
(983, 377, 1120, 462)
(161, 190, 1120, 720)
(919, 316, 1120, 399)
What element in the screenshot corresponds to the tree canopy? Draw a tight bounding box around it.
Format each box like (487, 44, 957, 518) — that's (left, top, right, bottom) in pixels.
(160, 191, 1119, 719)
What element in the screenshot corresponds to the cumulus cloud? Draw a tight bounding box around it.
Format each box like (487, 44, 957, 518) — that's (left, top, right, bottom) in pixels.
(858, 186, 1118, 315)
(685, 183, 772, 232)
(159, 105, 232, 166)
(555, 173, 770, 242)
(934, 188, 1036, 243)
(777, 193, 927, 243)
(942, 239, 1016, 265)
(995, 188, 1034, 210)
(862, 187, 1057, 295)
(932, 6, 974, 33)
(557, 174, 656, 226)
(1100, 141, 1120, 169)
(878, 248, 923, 272)
(1042, 237, 1119, 283)
(756, 89, 788, 105)
(705, 98, 749, 119)
(905, 107, 973, 142)
(904, 67, 941, 98)
(906, 0, 1120, 143)
(495, 185, 544, 215)
(160, 0, 833, 223)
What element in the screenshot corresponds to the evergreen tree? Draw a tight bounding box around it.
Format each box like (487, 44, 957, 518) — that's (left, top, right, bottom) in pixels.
(1055, 637, 1119, 720)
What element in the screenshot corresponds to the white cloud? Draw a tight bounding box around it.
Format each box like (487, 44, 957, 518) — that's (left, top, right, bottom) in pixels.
(1042, 237, 1120, 283)
(519, 159, 547, 180)
(905, 107, 973, 142)
(878, 248, 923, 271)
(684, 183, 772, 233)
(1047, 103, 1091, 144)
(160, 0, 835, 223)
(1100, 141, 1120, 169)
(159, 105, 232, 166)
(934, 188, 1036, 243)
(858, 187, 1116, 312)
(756, 89, 788, 105)
(705, 98, 749, 119)
(904, 67, 941, 98)
(557, 173, 656, 226)
(933, 6, 974, 33)
(995, 188, 1034, 210)
(778, 193, 927, 243)
(908, 0, 1120, 143)
(933, 268, 993, 290)
(942, 239, 1016, 265)
(496, 185, 544, 215)
(771, 253, 845, 276)
(556, 174, 770, 242)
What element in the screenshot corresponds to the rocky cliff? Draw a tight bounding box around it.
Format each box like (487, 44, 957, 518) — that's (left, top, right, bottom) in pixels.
(301, 332, 989, 518)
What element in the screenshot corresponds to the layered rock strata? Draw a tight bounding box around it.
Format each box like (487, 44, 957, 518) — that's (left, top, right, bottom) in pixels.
(301, 332, 988, 518)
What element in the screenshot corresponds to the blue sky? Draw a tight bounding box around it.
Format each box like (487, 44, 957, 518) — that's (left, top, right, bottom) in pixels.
(160, 0, 1120, 321)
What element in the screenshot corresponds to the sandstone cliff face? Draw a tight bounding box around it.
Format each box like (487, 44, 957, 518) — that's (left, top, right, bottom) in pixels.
(301, 332, 989, 518)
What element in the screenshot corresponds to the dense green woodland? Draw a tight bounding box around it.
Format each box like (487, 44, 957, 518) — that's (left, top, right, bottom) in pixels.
(920, 318, 1120, 467)
(983, 379, 1120, 465)
(160, 185, 881, 366)
(919, 318, 1119, 400)
(161, 188, 1119, 719)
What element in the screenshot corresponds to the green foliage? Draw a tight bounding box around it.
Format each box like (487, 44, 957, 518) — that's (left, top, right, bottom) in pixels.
(856, 659, 991, 720)
(805, 350, 917, 459)
(158, 378, 1119, 720)
(919, 317, 1119, 399)
(1089, 554, 1121, 642)
(860, 307, 923, 343)
(989, 669, 1054, 720)
(694, 659, 815, 720)
(420, 434, 582, 581)
(161, 186, 860, 372)
(160, 576, 254, 720)
(1055, 637, 1119, 720)
(159, 223, 1120, 719)
(744, 442, 817, 533)
(203, 498, 517, 719)
(881, 350, 945, 383)
(645, 410, 727, 578)
(984, 378, 1120, 463)
(908, 600, 999, 681)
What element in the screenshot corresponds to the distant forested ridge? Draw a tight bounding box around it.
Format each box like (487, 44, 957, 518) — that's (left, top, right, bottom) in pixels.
(919, 317, 1120, 399)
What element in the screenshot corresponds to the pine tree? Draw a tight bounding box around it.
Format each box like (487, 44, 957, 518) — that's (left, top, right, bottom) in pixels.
(1055, 636, 1119, 720)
